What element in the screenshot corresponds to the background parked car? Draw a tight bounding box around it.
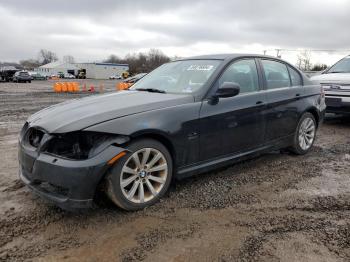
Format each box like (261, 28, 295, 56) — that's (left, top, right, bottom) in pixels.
(13, 71, 32, 83)
(57, 72, 64, 78)
(49, 74, 60, 80)
(0, 66, 19, 82)
(28, 71, 47, 80)
(64, 73, 75, 79)
(109, 74, 122, 80)
(311, 55, 350, 115)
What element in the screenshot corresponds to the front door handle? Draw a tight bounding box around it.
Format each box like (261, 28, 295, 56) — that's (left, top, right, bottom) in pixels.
(256, 101, 264, 105)
(296, 93, 301, 97)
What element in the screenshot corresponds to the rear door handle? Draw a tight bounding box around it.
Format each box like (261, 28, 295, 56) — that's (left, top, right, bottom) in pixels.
(296, 93, 301, 97)
(256, 101, 264, 105)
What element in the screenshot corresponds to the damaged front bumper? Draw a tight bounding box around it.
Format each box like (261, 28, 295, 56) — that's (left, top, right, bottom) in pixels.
(18, 137, 126, 210)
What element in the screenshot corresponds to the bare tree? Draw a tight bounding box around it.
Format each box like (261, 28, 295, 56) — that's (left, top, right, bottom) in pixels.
(38, 49, 58, 65)
(296, 50, 312, 71)
(104, 54, 123, 64)
(147, 49, 170, 71)
(311, 63, 328, 71)
(104, 49, 170, 74)
(63, 55, 75, 64)
(19, 59, 41, 70)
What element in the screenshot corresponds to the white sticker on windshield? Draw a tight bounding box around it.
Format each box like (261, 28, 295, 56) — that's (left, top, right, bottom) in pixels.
(183, 86, 193, 93)
(187, 65, 214, 71)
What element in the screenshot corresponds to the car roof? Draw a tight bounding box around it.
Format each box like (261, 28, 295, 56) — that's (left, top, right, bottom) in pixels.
(176, 53, 280, 61)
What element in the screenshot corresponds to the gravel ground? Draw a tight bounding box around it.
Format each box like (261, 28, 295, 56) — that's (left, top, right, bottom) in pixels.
(0, 80, 350, 261)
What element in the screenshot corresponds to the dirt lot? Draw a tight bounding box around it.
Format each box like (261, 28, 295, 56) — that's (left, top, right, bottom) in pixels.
(0, 80, 350, 261)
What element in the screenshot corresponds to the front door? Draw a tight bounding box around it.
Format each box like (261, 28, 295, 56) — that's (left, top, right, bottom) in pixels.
(199, 58, 267, 161)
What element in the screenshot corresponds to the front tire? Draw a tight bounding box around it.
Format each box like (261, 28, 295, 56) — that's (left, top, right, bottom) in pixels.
(290, 112, 317, 155)
(106, 139, 173, 211)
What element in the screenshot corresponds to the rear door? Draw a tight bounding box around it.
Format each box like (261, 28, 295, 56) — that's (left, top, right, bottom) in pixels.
(259, 59, 304, 141)
(199, 58, 267, 161)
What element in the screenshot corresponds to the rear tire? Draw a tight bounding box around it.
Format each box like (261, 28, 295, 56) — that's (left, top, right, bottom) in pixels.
(290, 112, 317, 155)
(106, 139, 173, 211)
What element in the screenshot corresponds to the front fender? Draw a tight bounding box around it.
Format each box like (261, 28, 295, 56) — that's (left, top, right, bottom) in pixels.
(84, 103, 200, 138)
(84, 103, 202, 167)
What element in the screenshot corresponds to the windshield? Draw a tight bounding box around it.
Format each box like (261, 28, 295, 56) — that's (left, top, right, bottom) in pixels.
(130, 59, 221, 94)
(327, 57, 350, 73)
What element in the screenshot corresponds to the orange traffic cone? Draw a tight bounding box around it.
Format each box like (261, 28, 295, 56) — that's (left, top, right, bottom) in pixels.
(73, 82, 80, 92)
(67, 82, 74, 92)
(57, 82, 63, 92)
(53, 82, 60, 92)
(61, 82, 68, 92)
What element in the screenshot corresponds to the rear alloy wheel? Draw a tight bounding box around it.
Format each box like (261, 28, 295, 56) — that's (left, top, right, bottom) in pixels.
(106, 139, 172, 211)
(291, 112, 316, 155)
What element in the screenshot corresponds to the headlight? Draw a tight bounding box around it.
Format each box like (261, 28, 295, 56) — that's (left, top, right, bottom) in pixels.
(45, 131, 129, 160)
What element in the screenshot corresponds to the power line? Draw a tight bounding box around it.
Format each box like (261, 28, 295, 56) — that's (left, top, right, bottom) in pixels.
(264, 48, 350, 53)
(263, 48, 350, 59)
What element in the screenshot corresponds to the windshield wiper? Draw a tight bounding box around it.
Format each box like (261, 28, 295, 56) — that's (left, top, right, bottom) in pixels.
(328, 71, 348, 74)
(135, 88, 166, 93)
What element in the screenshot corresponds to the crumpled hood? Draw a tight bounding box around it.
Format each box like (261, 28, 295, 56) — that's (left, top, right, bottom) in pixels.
(28, 91, 193, 133)
(311, 73, 350, 84)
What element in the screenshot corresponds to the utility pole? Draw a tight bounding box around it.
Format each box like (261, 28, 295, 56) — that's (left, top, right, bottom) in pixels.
(275, 49, 282, 58)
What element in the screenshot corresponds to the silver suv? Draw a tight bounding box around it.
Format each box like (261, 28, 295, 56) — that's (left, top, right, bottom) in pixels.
(311, 55, 350, 114)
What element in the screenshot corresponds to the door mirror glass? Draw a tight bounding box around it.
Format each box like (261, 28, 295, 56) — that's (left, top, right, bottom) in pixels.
(216, 82, 240, 98)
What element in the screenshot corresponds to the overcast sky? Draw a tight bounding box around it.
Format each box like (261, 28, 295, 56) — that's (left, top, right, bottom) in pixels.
(0, 0, 349, 65)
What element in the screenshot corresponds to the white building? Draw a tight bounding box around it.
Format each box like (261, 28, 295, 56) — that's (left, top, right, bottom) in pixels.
(37, 61, 129, 79)
(37, 61, 80, 76)
(75, 62, 129, 79)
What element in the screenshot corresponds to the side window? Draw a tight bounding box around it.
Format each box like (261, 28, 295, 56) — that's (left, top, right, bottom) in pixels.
(261, 60, 291, 89)
(288, 67, 302, 86)
(219, 59, 259, 94)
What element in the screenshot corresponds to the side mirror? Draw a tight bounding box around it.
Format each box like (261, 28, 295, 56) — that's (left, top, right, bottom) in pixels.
(215, 82, 240, 98)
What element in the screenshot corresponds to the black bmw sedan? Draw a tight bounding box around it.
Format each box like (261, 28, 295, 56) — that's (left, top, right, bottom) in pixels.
(18, 54, 326, 211)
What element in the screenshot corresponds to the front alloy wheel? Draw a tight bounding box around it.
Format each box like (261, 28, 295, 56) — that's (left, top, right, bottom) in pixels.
(120, 148, 168, 204)
(106, 139, 172, 211)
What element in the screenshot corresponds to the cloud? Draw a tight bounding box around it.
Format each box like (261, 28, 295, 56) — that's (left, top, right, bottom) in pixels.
(0, 0, 349, 65)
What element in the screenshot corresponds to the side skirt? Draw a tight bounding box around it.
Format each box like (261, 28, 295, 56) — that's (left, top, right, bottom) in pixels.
(176, 134, 294, 180)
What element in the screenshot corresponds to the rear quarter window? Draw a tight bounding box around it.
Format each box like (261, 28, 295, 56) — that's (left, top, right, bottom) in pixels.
(288, 67, 302, 86)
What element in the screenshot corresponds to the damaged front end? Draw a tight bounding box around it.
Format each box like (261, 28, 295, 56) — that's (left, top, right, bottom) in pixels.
(18, 123, 129, 210)
(45, 131, 129, 160)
